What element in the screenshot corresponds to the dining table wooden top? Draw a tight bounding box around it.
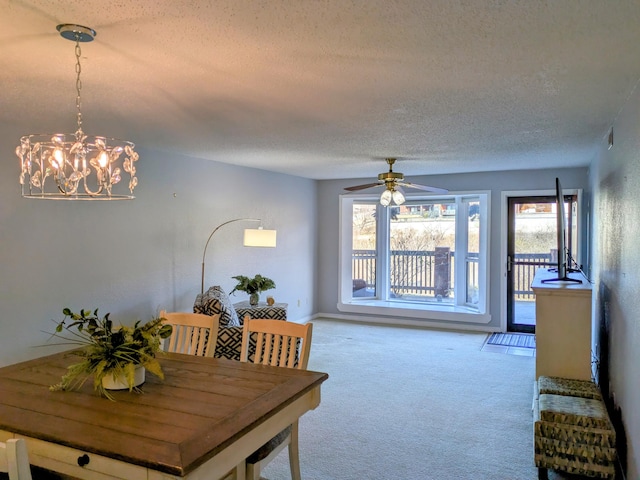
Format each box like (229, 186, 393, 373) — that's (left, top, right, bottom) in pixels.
(0, 350, 328, 478)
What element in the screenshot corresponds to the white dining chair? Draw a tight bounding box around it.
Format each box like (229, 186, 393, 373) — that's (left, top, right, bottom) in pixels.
(240, 317, 313, 480)
(0, 438, 32, 480)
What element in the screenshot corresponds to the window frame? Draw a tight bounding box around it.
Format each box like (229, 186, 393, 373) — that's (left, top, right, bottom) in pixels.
(338, 191, 491, 324)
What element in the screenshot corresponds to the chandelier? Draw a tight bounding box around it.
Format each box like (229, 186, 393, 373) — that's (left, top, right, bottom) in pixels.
(16, 24, 139, 200)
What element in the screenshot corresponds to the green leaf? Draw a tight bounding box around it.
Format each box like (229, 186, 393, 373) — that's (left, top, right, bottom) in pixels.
(159, 324, 173, 339)
(230, 274, 276, 295)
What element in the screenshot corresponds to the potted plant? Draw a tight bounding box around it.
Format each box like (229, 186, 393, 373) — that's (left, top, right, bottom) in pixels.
(48, 307, 172, 400)
(230, 274, 276, 306)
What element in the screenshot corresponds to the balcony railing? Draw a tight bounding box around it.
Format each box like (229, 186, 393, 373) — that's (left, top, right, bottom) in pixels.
(510, 252, 555, 300)
(353, 249, 552, 299)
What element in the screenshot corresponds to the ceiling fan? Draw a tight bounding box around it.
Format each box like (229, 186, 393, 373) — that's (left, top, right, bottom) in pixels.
(344, 158, 448, 206)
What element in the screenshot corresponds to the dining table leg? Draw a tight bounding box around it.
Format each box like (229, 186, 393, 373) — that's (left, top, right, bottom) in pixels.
(225, 461, 246, 480)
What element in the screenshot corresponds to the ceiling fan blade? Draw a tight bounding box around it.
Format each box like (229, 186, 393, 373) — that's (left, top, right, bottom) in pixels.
(399, 182, 449, 194)
(344, 182, 382, 192)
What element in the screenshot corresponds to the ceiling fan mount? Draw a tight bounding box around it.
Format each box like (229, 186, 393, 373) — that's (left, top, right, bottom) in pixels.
(344, 157, 448, 206)
(377, 158, 404, 184)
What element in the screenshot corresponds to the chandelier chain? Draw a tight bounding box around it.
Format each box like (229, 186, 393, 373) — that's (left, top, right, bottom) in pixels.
(74, 36, 83, 134)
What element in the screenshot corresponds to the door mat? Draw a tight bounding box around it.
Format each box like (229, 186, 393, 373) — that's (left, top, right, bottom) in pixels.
(486, 333, 536, 349)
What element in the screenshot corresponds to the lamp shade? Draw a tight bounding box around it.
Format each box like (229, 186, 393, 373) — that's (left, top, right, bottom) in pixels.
(243, 228, 277, 247)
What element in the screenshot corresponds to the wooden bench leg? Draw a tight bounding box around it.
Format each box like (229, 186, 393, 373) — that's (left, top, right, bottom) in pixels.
(537, 467, 548, 480)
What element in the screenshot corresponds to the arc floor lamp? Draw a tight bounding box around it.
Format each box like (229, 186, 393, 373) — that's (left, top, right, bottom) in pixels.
(200, 218, 277, 294)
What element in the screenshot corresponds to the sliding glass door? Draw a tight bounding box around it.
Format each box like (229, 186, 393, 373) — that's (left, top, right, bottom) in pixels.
(506, 195, 578, 332)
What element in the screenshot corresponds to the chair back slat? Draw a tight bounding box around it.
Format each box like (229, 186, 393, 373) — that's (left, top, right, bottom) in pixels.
(284, 335, 297, 368)
(254, 332, 262, 364)
(266, 333, 277, 366)
(170, 325, 209, 356)
(160, 310, 220, 357)
(240, 317, 313, 370)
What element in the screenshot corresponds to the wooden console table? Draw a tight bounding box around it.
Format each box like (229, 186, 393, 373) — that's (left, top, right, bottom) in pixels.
(531, 268, 593, 381)
(0, 351, 327, 479)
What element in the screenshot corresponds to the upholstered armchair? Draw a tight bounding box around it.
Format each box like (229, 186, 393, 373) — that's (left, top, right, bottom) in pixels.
(195, 285, 289, 360)
(193, 286, 249, 360)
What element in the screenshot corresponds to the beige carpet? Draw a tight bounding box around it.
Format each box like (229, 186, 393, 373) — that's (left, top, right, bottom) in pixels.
(261, 319, 594, 480)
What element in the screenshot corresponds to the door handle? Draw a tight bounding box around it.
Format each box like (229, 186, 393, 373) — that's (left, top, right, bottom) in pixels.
(507, 255, 512, 272)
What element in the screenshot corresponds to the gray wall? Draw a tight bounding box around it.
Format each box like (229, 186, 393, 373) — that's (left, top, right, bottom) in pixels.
(590, 80, 640, 478)
(0, 142, 317, 367)
(316, 167, 589, 330)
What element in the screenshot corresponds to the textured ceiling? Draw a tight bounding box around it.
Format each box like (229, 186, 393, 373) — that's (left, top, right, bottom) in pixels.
(2, 1, 640, 180)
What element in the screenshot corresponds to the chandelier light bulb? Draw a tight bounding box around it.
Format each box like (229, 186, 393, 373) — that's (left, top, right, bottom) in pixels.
(51, 149, 64, 169)
(97, 151, 109, 168)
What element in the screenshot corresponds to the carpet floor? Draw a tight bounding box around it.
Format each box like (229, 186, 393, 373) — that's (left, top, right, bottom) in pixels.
(261, 319, 594, 480)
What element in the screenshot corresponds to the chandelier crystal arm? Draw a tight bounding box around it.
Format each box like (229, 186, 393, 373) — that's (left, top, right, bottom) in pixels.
(200, 218, 261, 295)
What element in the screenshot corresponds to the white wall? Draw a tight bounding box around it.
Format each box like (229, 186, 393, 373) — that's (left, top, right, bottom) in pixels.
(316, 167, 589, 331)
(590, 82, 640, 478)
(0, 140, 317, 366)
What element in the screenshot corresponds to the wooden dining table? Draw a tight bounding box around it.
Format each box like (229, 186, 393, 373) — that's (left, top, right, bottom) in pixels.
(0, 350, 328, 479)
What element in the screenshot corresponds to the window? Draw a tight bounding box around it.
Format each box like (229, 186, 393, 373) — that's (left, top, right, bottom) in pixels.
(338, 192, 491, 324)
(352, 203, 377, 298)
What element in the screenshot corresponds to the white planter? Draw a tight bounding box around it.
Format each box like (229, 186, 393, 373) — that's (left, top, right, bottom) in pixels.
(101, 365, 146, 390)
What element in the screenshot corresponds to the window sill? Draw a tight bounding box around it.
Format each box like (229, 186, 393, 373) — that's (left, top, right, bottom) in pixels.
(337, 299, 491, 324)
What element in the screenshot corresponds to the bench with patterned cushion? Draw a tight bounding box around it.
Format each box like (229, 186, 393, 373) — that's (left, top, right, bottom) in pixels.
(534, 376, 617, 479)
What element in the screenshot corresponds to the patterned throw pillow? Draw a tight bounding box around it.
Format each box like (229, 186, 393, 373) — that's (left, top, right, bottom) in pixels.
(194, 286, 240, 327)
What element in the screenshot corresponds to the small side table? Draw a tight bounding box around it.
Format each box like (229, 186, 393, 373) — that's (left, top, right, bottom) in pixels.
(234, 301, 288, 322)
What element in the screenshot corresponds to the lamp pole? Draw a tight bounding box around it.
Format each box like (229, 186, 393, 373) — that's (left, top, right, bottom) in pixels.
(200, 218, 261, 295)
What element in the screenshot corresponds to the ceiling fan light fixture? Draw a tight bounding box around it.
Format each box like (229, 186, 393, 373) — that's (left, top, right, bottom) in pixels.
(380, 189, 393, 206)
(392, 186, 405, 205)
(16, 24, 139, 200)
(346, 157, 448, 201)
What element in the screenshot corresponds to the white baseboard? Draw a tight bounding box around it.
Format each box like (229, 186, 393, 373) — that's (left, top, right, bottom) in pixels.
(312, 312, 500, 333)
